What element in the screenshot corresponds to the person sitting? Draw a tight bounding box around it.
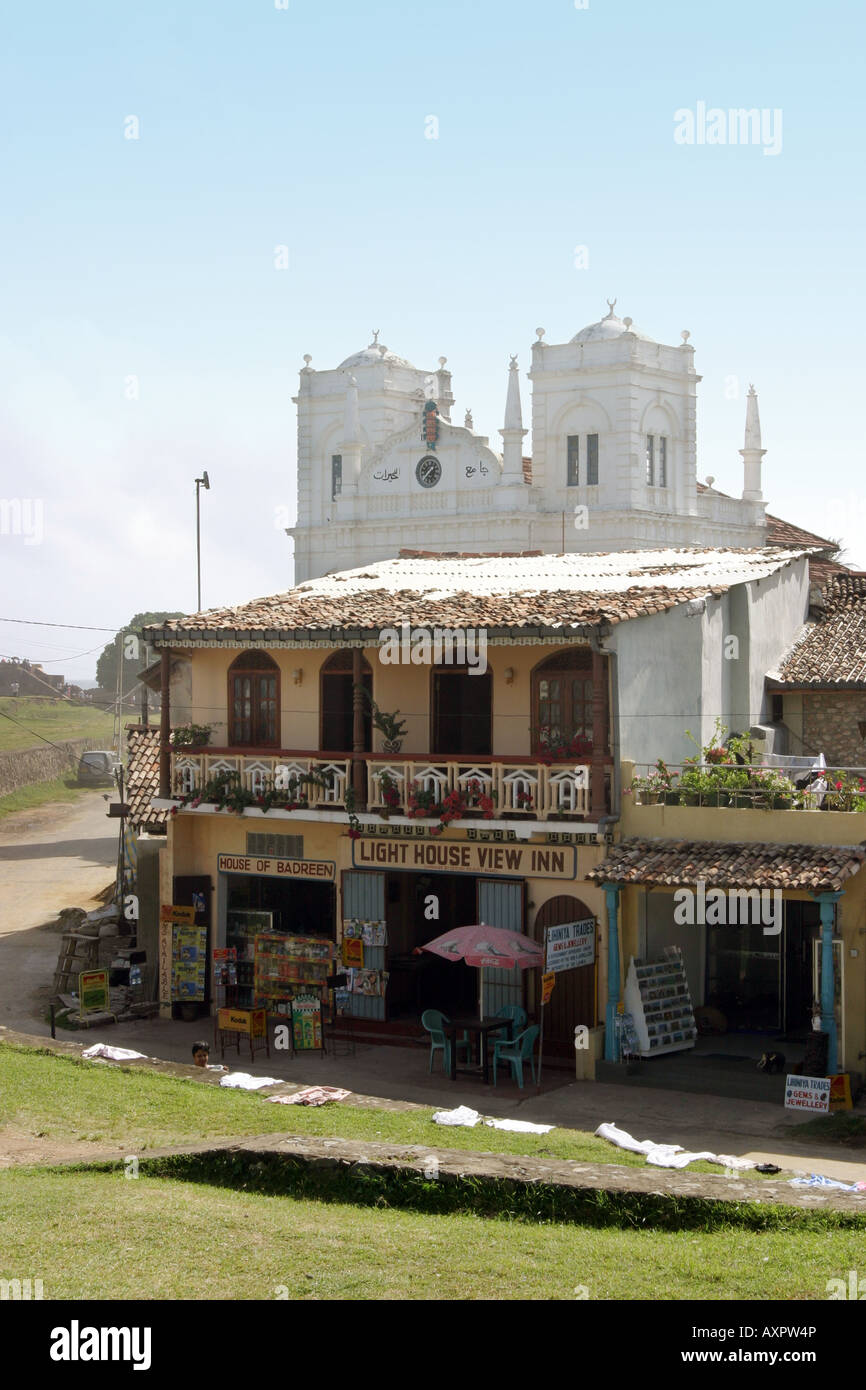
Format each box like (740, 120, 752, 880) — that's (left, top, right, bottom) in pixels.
(191, 1040, 225, 1071)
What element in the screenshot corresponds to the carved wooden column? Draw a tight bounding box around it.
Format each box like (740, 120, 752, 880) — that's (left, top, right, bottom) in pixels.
(590, 649, 607, 820)
(352, 647, 367, 809)
(159, 649, 171, 798)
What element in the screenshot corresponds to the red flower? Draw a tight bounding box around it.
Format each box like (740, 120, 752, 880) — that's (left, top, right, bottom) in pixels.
(347, 828, 361, 840)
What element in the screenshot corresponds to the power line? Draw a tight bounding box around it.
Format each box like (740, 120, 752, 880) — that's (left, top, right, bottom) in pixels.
(0, 617, 118, 631)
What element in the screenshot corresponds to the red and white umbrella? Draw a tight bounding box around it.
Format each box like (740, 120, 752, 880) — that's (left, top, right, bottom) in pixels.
(418, 923, 543, 1017)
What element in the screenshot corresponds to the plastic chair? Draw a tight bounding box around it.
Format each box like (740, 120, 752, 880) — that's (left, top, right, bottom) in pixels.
(421, 1009, 470, 1074)
(495, 1004, 528, 1041)
(492, 1024, 540, 1089)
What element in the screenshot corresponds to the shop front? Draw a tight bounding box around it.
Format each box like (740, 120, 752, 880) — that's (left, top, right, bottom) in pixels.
(587, 836, 866, 1078)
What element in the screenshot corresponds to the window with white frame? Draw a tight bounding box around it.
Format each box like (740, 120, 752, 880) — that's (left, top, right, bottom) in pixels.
(567, 433, 599, 486)
(646, 435, 668, 487)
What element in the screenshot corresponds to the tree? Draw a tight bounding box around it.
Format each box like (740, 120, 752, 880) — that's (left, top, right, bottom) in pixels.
(95, 612, 185, 697)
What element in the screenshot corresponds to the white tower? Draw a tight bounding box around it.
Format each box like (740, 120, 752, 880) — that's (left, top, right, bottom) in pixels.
(740, 384, 766, 502)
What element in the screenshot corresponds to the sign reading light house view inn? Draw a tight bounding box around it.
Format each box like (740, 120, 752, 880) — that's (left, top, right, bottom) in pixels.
(352, 839, 577, 878)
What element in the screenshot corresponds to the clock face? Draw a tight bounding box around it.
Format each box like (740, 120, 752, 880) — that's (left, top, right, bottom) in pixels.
(416, 455, 442, 489)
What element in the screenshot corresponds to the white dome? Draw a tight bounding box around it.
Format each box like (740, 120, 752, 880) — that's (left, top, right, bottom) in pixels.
(570, 305, 655, 345)
(338, 337, 416, 369)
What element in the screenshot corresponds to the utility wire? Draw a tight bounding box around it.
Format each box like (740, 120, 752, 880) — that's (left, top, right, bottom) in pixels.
(0, 618, 118, 631)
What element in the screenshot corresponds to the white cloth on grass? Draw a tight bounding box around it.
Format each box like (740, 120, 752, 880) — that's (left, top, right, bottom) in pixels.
(432, 1106, 481, 1127)
(219, 1072, 282, 1090)
(595, 1122, 756, 1171)
(81, 1044, 148, 1062)
(484, 1118, 553, 1134)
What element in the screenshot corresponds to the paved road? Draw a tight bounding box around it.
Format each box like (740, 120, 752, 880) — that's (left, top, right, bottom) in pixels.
(0, 792, 117, 1027)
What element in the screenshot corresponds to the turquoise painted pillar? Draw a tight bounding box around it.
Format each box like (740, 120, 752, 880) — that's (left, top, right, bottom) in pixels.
(811, 891, 842, 1075)
(603, 880, 622, 1062)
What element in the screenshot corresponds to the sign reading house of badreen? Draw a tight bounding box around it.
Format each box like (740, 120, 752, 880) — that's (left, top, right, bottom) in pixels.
(217, 854, 336, 882)
(784, 1075, 831, 1113)
(545, 919, 595, 972)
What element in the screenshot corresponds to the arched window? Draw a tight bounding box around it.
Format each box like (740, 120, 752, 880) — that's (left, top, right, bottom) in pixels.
(320, 651, 372, 752)
(531, 650, 606, 756)
(228, 651, 280, 747)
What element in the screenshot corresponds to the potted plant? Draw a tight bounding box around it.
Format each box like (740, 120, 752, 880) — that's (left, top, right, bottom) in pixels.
(169, 722, 213, 747)
(356, 687, 408, 755)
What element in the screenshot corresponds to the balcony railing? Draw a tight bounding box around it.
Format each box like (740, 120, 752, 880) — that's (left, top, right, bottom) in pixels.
(169, 749, 604, 820)
(628, 762, 866, 812)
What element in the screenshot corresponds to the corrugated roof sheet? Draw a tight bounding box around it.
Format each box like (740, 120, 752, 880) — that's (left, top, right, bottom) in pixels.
(144, 547, 813, 642)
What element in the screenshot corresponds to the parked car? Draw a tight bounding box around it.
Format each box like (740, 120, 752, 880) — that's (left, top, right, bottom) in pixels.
(77, 750, 119, 786)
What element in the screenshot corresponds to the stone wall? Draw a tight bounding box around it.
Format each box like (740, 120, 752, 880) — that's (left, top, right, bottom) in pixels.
(802, 691, 866, 767)
(0, 738, 106, 798)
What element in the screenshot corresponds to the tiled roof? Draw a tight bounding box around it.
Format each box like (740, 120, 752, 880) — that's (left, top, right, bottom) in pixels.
(765, 513, 837, 552)
(143, 547, 813, 644)
(126, 726, 166, 833)
(586, 837, 866, 892)
(768, 573, 866, 688)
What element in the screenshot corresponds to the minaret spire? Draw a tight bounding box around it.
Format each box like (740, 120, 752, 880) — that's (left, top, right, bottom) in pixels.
(740, 383, 766, 501)
(499, 355, 527, 483)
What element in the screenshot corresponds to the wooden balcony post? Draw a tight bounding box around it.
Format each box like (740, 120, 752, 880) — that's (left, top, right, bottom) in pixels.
(352, 647, 366, 809)
(591, 649, 607, 819)
(159, 649, 171, 798)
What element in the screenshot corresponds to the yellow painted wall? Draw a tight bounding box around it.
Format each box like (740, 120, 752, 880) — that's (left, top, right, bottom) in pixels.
(171, 640, 598, 758)
(162, 807, 609, 1023)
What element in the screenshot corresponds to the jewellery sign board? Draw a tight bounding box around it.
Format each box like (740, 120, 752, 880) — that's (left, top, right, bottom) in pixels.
(784, 1075, 831, 1113)
(545, 919, 595, 973)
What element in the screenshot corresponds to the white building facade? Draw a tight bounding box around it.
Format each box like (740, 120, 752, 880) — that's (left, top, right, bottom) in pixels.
(289, 307, 768, 583)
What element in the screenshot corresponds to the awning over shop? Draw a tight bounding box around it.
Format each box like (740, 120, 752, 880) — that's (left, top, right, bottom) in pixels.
(585, 838, 866, 893)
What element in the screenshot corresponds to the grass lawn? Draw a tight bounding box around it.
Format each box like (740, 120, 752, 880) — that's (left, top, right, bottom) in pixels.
(0, 1166, 859, 1300)
(0, 1042, 655, 1166)
(790, 1113, 866, 1146)
(0, 775, 94, 819)
(0, 697, 115, 752)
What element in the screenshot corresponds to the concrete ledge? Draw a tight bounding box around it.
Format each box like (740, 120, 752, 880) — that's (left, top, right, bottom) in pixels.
(136, 1132, 866, 1215)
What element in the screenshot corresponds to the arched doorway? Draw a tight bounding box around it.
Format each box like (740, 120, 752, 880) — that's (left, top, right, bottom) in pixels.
(534, 894, 598, 1054)
(320, 651, 372, 752)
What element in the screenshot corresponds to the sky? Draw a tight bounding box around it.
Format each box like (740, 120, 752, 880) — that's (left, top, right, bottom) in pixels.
(0, 0, 864, 683)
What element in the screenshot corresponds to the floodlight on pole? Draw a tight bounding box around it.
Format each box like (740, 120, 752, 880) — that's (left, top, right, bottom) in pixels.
(195, 472, 211, 611)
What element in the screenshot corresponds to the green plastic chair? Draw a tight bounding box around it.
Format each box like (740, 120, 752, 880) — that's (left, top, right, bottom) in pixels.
(421, 1010, 470, 1074)
(494, 1004, 528, 1041)
(492, 1024, 540, 1088)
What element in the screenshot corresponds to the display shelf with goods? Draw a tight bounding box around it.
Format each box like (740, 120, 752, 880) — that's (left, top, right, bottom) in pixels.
(254, 934, 336, 1020)
(171, 923, 207, 1004)
(623, 946, 697, 1056)
(226, 910, 274, 1008)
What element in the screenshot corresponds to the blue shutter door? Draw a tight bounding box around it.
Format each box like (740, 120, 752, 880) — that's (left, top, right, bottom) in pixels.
(342, 870, 386, 1021)
(476, 878, 525, 1017)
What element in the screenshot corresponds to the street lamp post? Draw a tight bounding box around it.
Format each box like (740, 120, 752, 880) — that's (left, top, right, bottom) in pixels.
(195, 472, 210, 610)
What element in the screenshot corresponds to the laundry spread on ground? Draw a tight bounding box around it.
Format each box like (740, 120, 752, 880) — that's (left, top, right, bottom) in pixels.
(219, 1072, 282, 1090)
(484, 1118, 553, 1134)
(80, 1044, 149, 1062)
(789, 1173, 866, 1192)
(432, 1107, 552, 1134)
(595, 1121, 757, 1171)
(267, 1086, 351, 1106)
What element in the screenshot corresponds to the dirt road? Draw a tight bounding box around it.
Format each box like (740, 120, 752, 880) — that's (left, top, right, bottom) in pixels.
(0, 792, 117, 1028)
